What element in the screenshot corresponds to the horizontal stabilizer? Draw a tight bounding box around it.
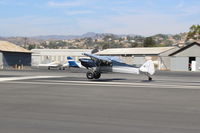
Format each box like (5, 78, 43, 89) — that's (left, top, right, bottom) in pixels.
(139, 60, 155, 75)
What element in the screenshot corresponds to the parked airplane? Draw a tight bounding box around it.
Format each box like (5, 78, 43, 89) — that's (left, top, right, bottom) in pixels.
(37, 57, 81, 70)
(68, 53, 155, 81)
(38, 61, 62, 70)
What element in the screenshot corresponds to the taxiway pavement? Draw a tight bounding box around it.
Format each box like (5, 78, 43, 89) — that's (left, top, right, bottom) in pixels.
(0, 69, 200, 133)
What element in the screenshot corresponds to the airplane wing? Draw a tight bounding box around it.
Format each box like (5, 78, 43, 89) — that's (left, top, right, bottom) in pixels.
(83, 53, 122, 63)
(83, 53, 111, 62)
(38, 62, 61, 67)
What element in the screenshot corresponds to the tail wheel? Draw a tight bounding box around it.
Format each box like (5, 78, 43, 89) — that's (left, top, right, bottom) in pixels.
(94, 71, 101, 79)
(148, 77, 152, 81)
(86, 71, 94, 79)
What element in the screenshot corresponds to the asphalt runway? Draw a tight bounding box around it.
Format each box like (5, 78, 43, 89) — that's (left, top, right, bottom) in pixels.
(0, 69, 200, 133)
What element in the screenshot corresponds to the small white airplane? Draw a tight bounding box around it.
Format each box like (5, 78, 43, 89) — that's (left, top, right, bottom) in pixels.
(37, 57, 82, 70)
(38, 61, 62, 70)
(67, 53, 155, 81)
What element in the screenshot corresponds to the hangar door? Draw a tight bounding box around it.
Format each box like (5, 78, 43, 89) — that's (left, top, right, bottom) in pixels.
(133, 57, 145, 67)
(3, 52, 31, 67)
(170, 57, 188, 71)
(197, 57, 200, 71)
(0, 52, 3, 69)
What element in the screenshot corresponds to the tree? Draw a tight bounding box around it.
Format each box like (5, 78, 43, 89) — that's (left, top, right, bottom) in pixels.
(143, 37, 156, 47)
(103, 34, 116, 42)
(102, 43, 109, 49)
(127, 36, 134, 41)
(84, 37, 93, 48)
(131, 42, 139, 47)
(27, 44, 36, 50)
(187, 24, 200, 40)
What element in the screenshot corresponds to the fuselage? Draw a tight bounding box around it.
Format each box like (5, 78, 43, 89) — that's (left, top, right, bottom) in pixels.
(79, 58, 139, 74)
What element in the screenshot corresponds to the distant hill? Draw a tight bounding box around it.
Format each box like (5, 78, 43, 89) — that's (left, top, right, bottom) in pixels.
(31, 32, 119, 40)
(31, 32, 137, 40)
(0, 32, 137, 42)
(32, 35, 75, 40)
(0, 32, 187, 48)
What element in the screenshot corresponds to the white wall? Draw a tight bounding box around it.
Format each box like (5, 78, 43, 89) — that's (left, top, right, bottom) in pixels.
(133, 56, 145, 65)
(0, 52, 3, 69)
(196, 57, 200, 71)
(31, 49, 92, 66)
(170, 57, 188, 71)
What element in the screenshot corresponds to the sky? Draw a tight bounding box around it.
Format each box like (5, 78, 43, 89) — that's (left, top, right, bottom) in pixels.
(0, 0, 200, 37)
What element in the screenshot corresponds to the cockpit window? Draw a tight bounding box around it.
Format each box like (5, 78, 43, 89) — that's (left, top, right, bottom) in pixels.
(99, 60, 112, 66)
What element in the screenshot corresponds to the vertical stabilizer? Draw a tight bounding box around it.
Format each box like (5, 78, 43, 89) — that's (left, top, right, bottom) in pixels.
(67, 56, 81, 68)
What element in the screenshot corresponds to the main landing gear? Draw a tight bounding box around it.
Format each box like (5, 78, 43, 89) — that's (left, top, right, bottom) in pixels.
(86, 71, 101, 79)
(144, 72, 152, 81)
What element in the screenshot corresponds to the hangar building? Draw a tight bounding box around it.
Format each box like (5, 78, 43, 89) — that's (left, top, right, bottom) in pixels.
(97, 47, 178, 70)
(31, 49, 92, 66)
(0, 41, 31, 69)
(169, 42, 200, 71)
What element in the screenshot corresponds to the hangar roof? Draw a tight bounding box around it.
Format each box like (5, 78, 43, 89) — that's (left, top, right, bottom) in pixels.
(169, 42, 200, 56)
(31, 49, 91, 53)
(31, 49, 92, 56)
(0, 41, 31, 53)
(96, 47, 176, 55)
